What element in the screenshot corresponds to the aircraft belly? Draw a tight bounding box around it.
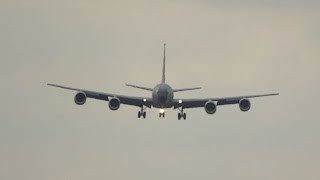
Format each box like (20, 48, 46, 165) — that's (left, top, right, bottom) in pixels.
(152, 102, 173, 108)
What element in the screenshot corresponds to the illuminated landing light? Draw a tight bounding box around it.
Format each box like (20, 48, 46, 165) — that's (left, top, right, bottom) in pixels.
(178, 100, 183, 104)
(159, 109, 165, 113)
(143, 98, 147, 102)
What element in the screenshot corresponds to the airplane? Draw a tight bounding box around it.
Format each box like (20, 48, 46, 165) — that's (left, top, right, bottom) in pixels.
(48, 44, 279, 120)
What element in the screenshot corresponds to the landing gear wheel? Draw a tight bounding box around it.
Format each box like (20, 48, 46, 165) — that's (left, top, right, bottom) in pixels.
(177, 108, 186, 120)
(159, 113, 165, 118)
(138, 106, 147, 119)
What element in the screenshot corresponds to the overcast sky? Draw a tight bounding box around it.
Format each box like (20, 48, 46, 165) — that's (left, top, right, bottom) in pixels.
(1, 0, 320, 180)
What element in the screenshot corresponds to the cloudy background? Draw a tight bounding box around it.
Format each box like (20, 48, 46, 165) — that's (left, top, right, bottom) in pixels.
(1, 0, 319, 179)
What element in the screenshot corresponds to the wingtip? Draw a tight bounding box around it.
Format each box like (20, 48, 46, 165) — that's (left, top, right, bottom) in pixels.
(47, 83, 57, 86)
(47, 83, 57, 87)
(270, 93, 279, 96)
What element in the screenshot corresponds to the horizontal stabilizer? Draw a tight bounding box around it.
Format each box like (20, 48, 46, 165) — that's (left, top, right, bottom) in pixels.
(126, 84, 153, 91)
(173, 87, 201, 92)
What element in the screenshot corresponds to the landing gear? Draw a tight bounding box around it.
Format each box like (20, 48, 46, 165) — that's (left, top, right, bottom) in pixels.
(138, 106, 147, 119)
(178, 113, 186, 120)
(177, 108, 186, 120)
(159, 112, 165, 118)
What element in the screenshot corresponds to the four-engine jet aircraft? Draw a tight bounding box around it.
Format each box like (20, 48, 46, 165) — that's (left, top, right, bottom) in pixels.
(48, 44, 278, 120)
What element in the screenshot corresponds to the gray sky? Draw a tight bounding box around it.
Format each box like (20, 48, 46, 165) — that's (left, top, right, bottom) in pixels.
(1, 0, 319, 180)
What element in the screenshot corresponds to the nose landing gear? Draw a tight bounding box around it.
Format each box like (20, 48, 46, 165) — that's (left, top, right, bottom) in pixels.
(159, 112, 165, 118)
(138, 106, 147, 119)
(159, 109, 165, 118)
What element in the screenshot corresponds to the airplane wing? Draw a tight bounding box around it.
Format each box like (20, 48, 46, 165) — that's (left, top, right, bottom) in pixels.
(47, 84, 153, 108)
(173, 93, 279, 109)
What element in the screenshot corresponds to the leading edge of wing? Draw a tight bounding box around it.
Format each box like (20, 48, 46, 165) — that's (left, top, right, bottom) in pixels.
(48, 83, 81, 91)
(173, 93, 279, 108)
(47, 83, 153, 108)
(242, 93, 279, 98)
(177, 93, 279, 101)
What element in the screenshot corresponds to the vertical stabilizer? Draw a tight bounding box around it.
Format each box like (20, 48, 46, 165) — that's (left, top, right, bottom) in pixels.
(162, 43, 166, 83)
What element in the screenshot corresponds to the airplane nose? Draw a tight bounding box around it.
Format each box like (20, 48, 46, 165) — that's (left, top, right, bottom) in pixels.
(159, 96, 166, 103)
(157, 89, 169, 104)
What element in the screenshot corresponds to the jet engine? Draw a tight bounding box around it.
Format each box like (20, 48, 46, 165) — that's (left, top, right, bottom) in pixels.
(74, 92, 87, 105)
(109, 97, 121, 110)
(204, 101, 217, 114)
(239, 98, 251, 111)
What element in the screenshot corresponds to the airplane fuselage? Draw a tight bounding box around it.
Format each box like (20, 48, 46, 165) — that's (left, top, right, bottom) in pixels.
(152, 83, 174, 108)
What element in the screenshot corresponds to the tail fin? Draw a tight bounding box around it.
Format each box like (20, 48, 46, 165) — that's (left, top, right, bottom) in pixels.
(162, 43, 166, 83)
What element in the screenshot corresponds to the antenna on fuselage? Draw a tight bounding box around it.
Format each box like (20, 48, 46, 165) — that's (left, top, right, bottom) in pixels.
(162, 43, 166, 83)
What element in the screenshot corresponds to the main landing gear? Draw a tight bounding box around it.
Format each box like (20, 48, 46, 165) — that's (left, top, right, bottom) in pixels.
(138, 106, 147, 119)
(178, 108, 186, 120)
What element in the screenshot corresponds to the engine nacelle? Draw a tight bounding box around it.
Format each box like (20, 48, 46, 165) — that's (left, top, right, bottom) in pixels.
(239, 98, 251, 112)
(109, 97, 120, 110)
(204, 101, 217, 114)
(74, 92, 87, 105)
